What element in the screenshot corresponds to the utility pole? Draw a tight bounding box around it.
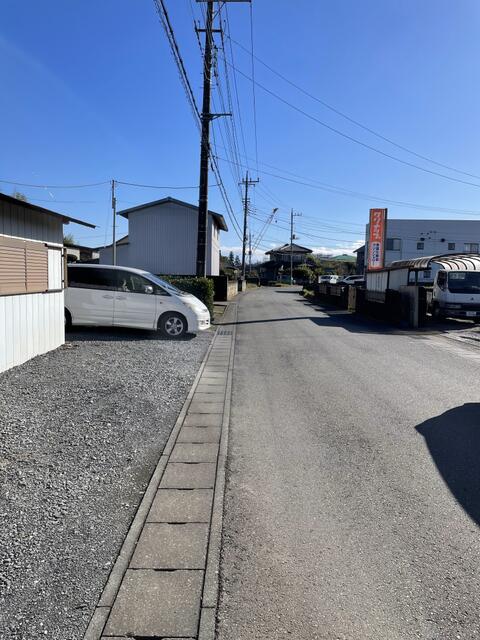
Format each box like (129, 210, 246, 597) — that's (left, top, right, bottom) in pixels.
(111, 179, 117, 266)
(290, 208, 301, 284)
(240, 171, 259, 278)
(195, 0, 250, 277)
(248, 230, 252, 273)
(196, 1, 214, 277)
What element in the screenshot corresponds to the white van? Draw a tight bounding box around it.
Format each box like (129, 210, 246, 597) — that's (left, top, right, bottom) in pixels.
(65, 265, 210, 338)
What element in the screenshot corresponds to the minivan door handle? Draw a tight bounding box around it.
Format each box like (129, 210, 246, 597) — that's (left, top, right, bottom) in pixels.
(102, 294, 114, 299)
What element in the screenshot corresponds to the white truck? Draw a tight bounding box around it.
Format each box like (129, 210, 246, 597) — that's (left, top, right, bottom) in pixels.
(365, 254, 480, 325)
(427, 268, 480, 321)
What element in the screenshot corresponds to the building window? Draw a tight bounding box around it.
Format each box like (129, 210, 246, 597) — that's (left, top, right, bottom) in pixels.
(464, 243, 479, 253)
(386, 238, 401, 251)
(417, 242, 424, 250)
(448, 243, 455, 250)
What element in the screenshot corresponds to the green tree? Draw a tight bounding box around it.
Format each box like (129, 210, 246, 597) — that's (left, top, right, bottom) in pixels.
(63, 233, 76, 246)
(12, 191, 28, 202)
(228, 251, 235, 266)
(234, 254, 241, 268)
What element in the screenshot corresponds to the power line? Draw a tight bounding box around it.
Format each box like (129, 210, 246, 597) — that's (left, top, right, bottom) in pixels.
(215, 152, 480, 216)
(220, 57, 480, 190)
(249, 2, 259, 176)
(0, 179, 109, 189)
(152, 0, 243, 242)
(227, 35, 480, 183)
(153, 0, 201, 124)
(116, 180, 209, 189)
(224, 4, 250, 172)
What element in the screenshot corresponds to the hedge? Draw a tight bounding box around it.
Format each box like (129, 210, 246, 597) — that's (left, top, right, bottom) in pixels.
(160, 276, 215, 318)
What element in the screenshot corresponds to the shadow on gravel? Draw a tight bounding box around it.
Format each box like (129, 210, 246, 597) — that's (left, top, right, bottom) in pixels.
(67, 327, 196, 342)
(416, 404, 480, 527)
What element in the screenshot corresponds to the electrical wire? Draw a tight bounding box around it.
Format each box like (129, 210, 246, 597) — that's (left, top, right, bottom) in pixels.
(0, 179, 109, 189)
(249, 2, 259, 176)
(116, 180, 208, 189)
(227, 35, 480, 183)
(220, 57, 480, 190)
(215, 152, 480, 217)
(152, 0, 243, 241)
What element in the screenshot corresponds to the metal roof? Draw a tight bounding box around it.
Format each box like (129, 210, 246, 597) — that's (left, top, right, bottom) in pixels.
(389, 253, 480, 271)
(118, 197, 228, 231)
(265, 243, 313, 254)
(0, 192, 96, 228)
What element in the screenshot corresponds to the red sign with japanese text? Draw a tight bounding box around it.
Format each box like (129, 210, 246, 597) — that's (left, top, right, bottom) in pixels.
(367, 208, 387, 271)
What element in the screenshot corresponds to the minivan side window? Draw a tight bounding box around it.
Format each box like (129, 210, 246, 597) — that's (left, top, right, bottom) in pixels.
(117, 271, 168, 295)
(68, 267, 118, 291)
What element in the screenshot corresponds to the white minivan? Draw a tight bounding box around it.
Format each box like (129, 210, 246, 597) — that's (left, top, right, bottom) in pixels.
(65, 264, 210, 338)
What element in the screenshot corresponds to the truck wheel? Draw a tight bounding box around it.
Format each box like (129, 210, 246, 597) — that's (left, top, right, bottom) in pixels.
(432, 304, 443, 320)
(159, 312, 187, 338)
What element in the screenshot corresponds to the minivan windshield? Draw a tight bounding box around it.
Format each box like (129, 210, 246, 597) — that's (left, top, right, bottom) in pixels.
(146, 274, 187, 295)
(447, 271, 480, 294)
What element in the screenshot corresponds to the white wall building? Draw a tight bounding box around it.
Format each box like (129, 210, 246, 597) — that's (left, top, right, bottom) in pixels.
(365, 218, 480, 270)
(99, 197, 228, 276)
(0, 193, 94, 373)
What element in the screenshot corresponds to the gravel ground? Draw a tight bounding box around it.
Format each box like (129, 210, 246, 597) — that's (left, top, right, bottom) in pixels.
(0, 327, 212, 640)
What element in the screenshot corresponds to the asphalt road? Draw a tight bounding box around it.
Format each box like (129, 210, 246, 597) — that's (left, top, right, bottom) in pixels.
(217, 287, 480, 640)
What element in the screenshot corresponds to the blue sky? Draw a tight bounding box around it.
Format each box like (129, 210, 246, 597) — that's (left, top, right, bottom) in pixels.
(1, 0, 480, 258)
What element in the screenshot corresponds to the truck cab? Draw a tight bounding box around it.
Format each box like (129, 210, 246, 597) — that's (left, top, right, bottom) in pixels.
(430, 269, 480, 321)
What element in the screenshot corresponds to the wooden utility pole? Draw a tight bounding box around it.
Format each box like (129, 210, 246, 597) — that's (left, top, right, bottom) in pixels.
(240, 171, 259, 278)
(195, 0, 250, 277)
(196, 1, 214, 277)
(248, 230, 252, 273)
(111, 179, 117, 266)
(290, 209, 301, 284)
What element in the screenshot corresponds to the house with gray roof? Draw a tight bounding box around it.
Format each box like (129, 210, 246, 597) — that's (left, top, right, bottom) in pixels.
(99, 197, 228, 276)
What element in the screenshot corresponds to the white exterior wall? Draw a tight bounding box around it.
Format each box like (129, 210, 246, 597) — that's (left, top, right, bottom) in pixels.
(365, 219, 480, 267)
(0, 291, 64, 373)
(99, 202, 222, 275)
(207, 215, 220, 276)
(0, 201, 65, 374)
(98, 242, 130, 268)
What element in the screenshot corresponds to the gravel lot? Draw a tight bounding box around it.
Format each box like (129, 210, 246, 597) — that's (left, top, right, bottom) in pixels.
(0, 327, 212, 640)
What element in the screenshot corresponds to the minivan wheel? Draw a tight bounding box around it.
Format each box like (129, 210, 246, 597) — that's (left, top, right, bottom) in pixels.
(159, 312, 187, 338)
(65, 309, 72, 331)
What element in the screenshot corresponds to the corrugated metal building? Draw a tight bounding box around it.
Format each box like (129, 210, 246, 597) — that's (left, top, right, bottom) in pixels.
(365, 218, 480, 269)
(99, 197, 228, 276)
(0, 193, 94, 373)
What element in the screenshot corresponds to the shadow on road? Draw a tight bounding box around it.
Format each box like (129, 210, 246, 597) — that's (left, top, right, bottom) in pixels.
(416, 404, 480, 527)
(220, 308, 403, 335)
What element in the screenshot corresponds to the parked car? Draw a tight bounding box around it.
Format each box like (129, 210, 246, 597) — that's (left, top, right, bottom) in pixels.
(341, 275, 365, 286)
(65, 265, 210, 338)
(318, 275, 332, 284)
(318, 274, 343, 284)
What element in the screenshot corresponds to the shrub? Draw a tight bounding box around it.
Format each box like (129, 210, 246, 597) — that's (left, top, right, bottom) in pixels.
(160, 276, 215, 318)
(293, 264, 315, 283)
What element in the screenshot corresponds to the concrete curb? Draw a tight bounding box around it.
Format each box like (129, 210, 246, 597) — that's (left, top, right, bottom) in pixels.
(199, 306, 237, 638)
(82, 326, 219, 640)
(82, 301, 237, 640)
